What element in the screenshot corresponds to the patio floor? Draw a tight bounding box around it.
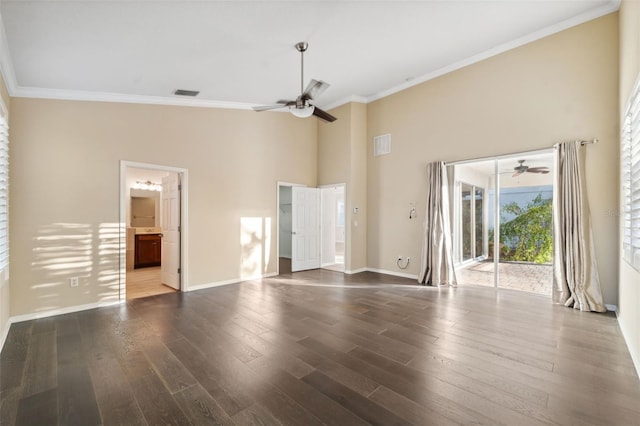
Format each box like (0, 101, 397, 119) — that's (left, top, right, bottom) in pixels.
(456, 260, 552, 296)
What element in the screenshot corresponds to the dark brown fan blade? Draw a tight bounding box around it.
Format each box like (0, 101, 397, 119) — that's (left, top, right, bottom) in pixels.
(312, 106, 337, 122)
(527, 167, 550, 174)
(301, 79, 330, 101)
(252, 100, 295, 111)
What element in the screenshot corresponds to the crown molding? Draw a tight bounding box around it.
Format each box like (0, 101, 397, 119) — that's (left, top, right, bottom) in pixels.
(321, 95, 368, 112)
(11, 86, 258, 110)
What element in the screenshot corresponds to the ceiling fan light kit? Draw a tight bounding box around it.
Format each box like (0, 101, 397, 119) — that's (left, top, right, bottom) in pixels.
(252, 42, 337, 122)
(289, 105, 315, 118)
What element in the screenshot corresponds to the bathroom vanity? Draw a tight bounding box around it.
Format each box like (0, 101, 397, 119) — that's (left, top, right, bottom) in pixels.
(133, 227, 162, 269)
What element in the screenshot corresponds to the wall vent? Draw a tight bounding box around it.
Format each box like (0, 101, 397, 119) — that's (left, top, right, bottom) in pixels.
(373, 134, 391, 156)
(174, 89, 200, 97)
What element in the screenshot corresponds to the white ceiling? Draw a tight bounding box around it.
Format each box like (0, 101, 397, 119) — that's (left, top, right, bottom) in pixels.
(0, 0, 618, 110)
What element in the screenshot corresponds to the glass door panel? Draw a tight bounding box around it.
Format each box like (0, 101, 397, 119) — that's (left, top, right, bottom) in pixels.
(454, 159, 494, 287)
(461, 183, 473, 261)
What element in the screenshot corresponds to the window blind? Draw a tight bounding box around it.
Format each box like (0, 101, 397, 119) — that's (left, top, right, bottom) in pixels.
(622, 77, 640, 271)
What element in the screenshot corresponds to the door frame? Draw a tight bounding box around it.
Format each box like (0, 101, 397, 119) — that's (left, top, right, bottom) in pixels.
(319, 183, 347, 271)
(450, 148, 554, 290)
(276, 181, 305, 275)
(119, 161, 189, 300)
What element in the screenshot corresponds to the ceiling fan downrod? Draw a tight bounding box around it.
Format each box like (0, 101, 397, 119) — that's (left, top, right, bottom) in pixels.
(295, 42, 308, 99)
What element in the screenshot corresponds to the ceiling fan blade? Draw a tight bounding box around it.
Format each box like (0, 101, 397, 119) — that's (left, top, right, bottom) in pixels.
(512, 171, 523, 177)
(252, 99, 295, 111)
(527, 167, 550, 174)
(312, 106, 337, 122)
(301, 79, 330, 101)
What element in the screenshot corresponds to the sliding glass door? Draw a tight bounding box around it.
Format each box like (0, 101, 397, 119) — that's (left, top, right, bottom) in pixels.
(453, 151, 554, 295)
(460, 183, 485, 262)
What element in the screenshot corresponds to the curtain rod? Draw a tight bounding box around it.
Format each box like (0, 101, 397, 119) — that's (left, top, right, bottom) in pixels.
(445, 138, 598, 166)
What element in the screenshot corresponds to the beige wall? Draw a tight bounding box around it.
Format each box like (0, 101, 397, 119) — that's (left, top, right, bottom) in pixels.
(318, 102, 368, 272)
(349, 102, 367, 271)
(0, 71, 9, 340)
(618, 1, 640, 374)
(9, 99, 317, 316)
(367, 13, 620, 304)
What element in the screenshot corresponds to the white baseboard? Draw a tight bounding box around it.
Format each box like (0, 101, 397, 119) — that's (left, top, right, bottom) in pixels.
(0, 318, 11, 353)
(10, 299, 123, 325)
(366, 268, 418, 280)
(344, 267, 368, 275)
(187, 272, 279, 292)
(614, 309, 640, 380)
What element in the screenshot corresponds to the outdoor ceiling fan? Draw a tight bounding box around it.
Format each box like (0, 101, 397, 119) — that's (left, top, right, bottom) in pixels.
(252, 42, 337, 123)
(512, 159, 550, 177)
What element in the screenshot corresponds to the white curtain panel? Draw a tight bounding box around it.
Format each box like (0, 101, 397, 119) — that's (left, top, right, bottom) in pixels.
(418, 161, 457, 286)
(553, 141, 606, 312)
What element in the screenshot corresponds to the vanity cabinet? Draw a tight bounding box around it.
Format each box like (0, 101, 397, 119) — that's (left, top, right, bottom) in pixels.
(135, 234, 161, 268)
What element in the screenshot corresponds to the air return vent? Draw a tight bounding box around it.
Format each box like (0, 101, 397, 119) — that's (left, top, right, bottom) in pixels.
(373, 133, 391, 156)
(174, 89, 200, 97)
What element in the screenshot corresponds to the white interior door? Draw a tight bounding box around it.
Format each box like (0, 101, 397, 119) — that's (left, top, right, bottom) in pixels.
(161, 173, 181, 289)
(291, 186, 320, 272)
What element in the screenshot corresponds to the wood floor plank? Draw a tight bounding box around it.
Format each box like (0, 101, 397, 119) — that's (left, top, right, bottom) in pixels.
(20, 330, 57, 398)
(15, 388, 58, 425)
(0, 387, 21, 426)
(232, 402, 284, 426)
(86, 354, 147, 426)
(141, 340, 198, 394)
(57, 363, 102, 426)
(368, 385, 459, 426)
(301, 370, 409, 426)
(172, 383, 235, 426)
(249, 366, 371, 426)
(165, 337, 255, 417)
(128, 371, 191, 425)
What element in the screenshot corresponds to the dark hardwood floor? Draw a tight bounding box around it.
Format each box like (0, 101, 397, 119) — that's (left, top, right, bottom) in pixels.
(1, 269, 639, 425)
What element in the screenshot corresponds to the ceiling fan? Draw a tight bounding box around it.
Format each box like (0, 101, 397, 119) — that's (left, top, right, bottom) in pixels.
(252, 42, 337, 123)
(512, 159, 550, 177)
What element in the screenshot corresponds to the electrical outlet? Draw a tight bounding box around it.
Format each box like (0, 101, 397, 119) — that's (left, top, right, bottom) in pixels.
(69, 277, 79, 287)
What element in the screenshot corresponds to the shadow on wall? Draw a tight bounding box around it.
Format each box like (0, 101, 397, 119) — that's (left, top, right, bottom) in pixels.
(240, 217, 272, 280)
(31, 222, 120, 313)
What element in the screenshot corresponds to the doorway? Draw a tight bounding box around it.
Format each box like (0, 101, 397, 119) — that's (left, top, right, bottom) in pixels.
(453, 150, 554, 296)
(277, 182, 346, 274)
(320, 184, 346, 272)
(120, 161, 187, 300)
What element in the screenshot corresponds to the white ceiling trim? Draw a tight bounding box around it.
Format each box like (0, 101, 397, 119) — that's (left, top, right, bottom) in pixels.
(10, 86, 257, 110)
(321, 95, 369, 111)
(0, 1, 620, 111)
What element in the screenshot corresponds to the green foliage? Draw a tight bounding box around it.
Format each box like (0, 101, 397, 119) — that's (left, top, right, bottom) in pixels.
(499, 194, 553, 264)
